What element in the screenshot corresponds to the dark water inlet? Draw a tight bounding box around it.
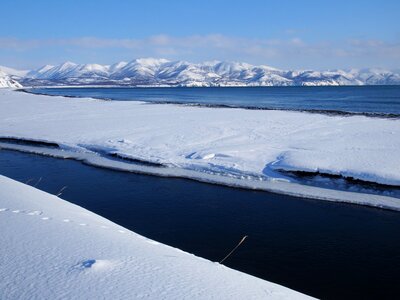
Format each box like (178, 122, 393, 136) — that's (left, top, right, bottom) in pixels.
(0, 137, 60, 148)
(1, 149, 400, 299)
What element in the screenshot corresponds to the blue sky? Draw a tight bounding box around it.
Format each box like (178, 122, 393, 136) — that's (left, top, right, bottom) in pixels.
(0, 0, 399, 69)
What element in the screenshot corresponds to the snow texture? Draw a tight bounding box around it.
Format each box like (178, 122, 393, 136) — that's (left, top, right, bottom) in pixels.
(0, 89, 399, 211)
(0, 71, 22, 88)
(2, 58, 400, 87)
(0, 175, 313, 299)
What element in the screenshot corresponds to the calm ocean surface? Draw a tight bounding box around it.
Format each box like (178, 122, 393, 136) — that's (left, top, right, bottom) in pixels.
(30, 85, 400, 116)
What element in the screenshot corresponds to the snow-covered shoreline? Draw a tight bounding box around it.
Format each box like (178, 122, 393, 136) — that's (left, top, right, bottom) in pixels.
(0, 89, 400, 210)
(20, 88, 400, 120)
(0, 175, 313, 299)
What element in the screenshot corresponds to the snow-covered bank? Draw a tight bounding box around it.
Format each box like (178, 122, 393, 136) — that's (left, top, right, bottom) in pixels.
(0, 175, 313, 299)
(0, 89, 400, 210)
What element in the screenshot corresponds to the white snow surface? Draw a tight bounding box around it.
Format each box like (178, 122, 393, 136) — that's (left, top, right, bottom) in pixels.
(0, 89, 400, 210)
(0, 71, 22, 88)
(0, 175, 313, 299)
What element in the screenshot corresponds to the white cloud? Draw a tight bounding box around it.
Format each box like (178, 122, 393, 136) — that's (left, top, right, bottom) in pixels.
(1, 34, 399, 69)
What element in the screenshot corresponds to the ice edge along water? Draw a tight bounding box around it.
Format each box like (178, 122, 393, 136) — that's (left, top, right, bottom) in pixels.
(0, 89, 399, 211)
(1, 141, 399, 212)
(0, 175, 314, 299)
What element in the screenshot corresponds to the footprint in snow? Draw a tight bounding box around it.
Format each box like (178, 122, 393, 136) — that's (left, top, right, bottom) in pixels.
(3, 208, 127, 242)
(81, 259, 96, 268)
(72, 259, 113, 272)
(27, 210, 42, 216)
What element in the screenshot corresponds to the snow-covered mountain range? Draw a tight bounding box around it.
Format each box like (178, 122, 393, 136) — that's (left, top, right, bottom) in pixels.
(1, 58, 400, 87)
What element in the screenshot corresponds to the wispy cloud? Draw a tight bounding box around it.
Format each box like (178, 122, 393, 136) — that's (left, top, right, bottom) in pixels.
(0, 34, 399, 69)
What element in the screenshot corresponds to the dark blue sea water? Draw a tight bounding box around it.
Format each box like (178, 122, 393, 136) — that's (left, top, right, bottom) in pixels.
(1, 149, 400, 300)
(29, 86, 400, 116)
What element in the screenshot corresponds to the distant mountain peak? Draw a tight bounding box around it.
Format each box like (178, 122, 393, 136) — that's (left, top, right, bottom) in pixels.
(1, 58, 399, 87)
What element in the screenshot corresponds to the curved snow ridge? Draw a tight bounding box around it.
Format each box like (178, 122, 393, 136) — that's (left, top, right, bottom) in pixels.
(1, 141, 400, 212)
(271, 151, 400, 187)
(77, 143, 166, 167)
(2, 135, 398, 199)
(0, 175, 314, 299)
(0, 136, 60, 148)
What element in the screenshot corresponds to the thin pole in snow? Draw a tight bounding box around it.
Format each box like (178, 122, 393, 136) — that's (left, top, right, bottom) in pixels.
(56, 186, 67, 197)
(34, 177, 42, 187)
(219, 235, 248, 264)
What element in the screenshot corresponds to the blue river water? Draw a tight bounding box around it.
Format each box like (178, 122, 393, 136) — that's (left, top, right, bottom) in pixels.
(29, 85, 400, 116)
(1, 150, 399, 299)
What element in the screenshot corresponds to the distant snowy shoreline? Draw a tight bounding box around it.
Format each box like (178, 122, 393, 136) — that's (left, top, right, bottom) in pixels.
(20, 87, 400, 119)
(0, 89, 400, 211)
